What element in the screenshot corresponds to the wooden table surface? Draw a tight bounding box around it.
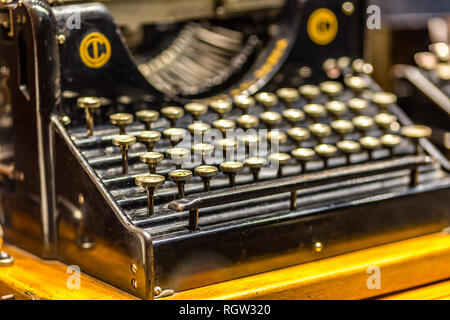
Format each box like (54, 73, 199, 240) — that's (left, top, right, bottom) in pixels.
(1, 231, 450, 300)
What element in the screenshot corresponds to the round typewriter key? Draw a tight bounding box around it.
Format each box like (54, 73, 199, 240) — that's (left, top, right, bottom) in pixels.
(276, 87, 299, 106)
(195, 165, 218, 192)
(169, 169, 193, 199)
(240, 134, 261, 156)
(344, 76, 367, 95)
(347, 97, 369, 114)
(299, 84, 320, 102)
(135, 174, 165, 216)
(429, 42, 450, 62)
(326, 101, 347, 118)
(220, 161, 244, 187)
(371, 92, 397, 111)
(112, 135, 136, 174)
(401, 125, 432, 154)
(309, 123, 331, 144)
(268, 153, 291, 178)
(282, 108, 305, 126)
(192, 143, 214, 164)
(78, 96, 101, 137)
(352, 59, 373, 75)
(110, 113, 134, 135)
(161, 106, 184, 127)
(260, 111, 282, 129)
(209, 97, 232, 117)
(352, 116, 374, 134)
(323, 58, 340, 79)
(304, 104, 327, 121)
(245, 157, 267, 182)
(217, 138, 238, 160)
(319, 81, 343, 99)
(314, 144, 337, 169)
(166, 147, 190, 169)
(375, 113, 397, 132)
(237, 114, 259, 129)
(137, 130, 161, 152)
(255, 92, 278, 109)
(234, 95, 255, 113)
(136, 110, 159, 130)
(337, 140, 361, 164)
(213, 119, 236, 135)
(184, 102, 208, 120)
(337, 56, 351, 70)
(331, 119, 354, 139)
(288, 127, 310, 146)
(292, 147, 316, 173)
(163, 128, 187, 146)
(359, 136, 381, 160)
(188, 122, 211, 137)
(414, 52, 437, 70)
(267, 131, 288, 146)
(140, 152, 164, 174)
(436, 63, 450, 81)
(381, 134, 402, 157)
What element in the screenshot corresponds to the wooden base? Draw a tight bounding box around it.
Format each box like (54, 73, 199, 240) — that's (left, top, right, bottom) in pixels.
(1, 231, 450, 300)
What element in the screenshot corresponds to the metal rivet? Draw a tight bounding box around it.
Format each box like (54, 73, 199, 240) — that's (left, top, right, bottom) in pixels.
(314, 242, 323, 253)
(57, 34, 66, 44)
(130, 263, 137, 274)
(131, 278, 138, 289)
(154, 286, 162, 296)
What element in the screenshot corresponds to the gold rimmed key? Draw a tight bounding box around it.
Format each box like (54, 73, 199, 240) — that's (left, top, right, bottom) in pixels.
(209, 97, 232, 117)
(304, 103, 326, 122)
(112, 135, 136, 174)
(184, 102, 208, 120)
(188, 122, 211, 138)
(282, 108, 305, 126)
(352, 116, 374, 134)
(314, 144, 337, 169)
(245, 157, 267, 182)
(161, 106, 184, 127)
(140, 152, 164, 174)
(163, 127, 187, 146)
(331, 119, 354, 139)
(429, 42, 450, 62)
(110, 113, 134, 135)
(234, 94, 255, 113)
(401, 125, 432, 154)
(260, 111, 282, 130)
(344, 75, 367, 95)
(276, 87, 299, 106)
(359, 136, 381, 160)
(255, 92, 278, 109)
(220, 161, 243, 187)
(375, 113, 397, 133)
(268, 152, 291, 178)
(166, 147, 190, 169)
(136, 110, 159, 130)
(192, 143, 215, 164)
(299, 84, 320, 102)
(309, 123, 331, 144)
(137, 131, 161, 152)
(381, 134, 402, 157)
(169, 169, 192, 198)
(337, 140, 361, 164)
(195, 165, 218, 192)
(78, 96, 101, 136)
(292, 147, 315, 173)
(213, 119, 236, 136)
(240, 134, 261, 156)
(237, 114, 259, 130)
(288, 127, 310, 146)
(217, 138, 238, 161)
(135, 174, 165, 216)
(267, 130, 287, 146)
(326, 101, 347, 118)
(347, 97, 369, 114)
(319, 81, 343, 99)
(371, 92, 397, 111)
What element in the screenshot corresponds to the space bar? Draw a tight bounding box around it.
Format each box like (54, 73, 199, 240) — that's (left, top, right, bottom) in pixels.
(168, 155, 431, 231)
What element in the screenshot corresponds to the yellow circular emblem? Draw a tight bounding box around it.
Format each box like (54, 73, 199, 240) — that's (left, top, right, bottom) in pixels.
(79, 32, 111, 68)
(307, 8, 338, 46)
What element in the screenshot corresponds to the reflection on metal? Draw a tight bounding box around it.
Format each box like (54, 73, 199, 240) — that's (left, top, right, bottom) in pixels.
(0, 224, 14, 266)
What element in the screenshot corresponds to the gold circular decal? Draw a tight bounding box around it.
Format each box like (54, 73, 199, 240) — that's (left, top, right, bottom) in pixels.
(79, 32, 111, 68)
(307, 8, 338, 46)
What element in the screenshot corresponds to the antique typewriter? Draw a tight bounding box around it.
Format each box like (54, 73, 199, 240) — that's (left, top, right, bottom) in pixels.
(0, 0, 449, 299)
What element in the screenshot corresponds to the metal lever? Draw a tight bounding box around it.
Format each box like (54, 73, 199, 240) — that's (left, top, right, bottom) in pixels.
(169, 155, 432, 231)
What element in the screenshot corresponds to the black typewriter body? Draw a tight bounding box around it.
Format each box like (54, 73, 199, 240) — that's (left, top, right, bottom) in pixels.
(0, 0, 449, 299)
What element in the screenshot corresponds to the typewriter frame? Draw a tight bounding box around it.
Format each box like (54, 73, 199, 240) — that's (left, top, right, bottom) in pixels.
(0, 0, 449, 299)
